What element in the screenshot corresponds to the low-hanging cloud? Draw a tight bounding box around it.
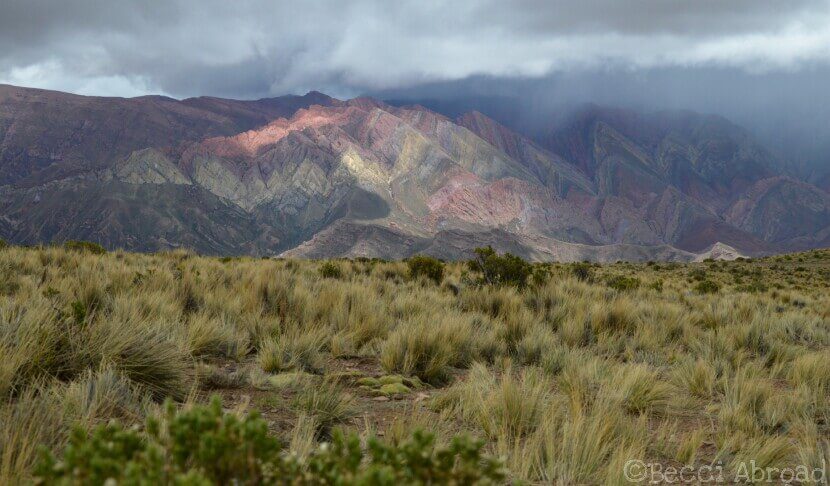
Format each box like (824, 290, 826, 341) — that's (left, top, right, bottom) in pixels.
(1, 0, 829, 98)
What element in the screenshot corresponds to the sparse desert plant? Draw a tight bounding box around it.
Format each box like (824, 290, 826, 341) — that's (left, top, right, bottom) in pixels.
(695, 279, 720, 294)
(468, 246, 532, 288)
(534, 397, 641, 484)
(407, 255, 444, 284)
(258, 325, 326, 374)
(35, 396, 504, 484)
(0, 301, 70, 397)
(606, 275, 640, 291)
(36, 396, 284, 485)
(788, 351, 830, 392)
(318, 261, 343, 279)
(571, 262, 594, 281)
(62, 367, 150, 428)
(63, 240, 107, 255)
(531, 264, 552, 286)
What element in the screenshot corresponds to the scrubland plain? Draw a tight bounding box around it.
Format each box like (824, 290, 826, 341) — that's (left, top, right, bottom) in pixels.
(1, 242, 829, 484)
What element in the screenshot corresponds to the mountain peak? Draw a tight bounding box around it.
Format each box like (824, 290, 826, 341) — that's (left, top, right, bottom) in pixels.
(0, 83, 827, 260)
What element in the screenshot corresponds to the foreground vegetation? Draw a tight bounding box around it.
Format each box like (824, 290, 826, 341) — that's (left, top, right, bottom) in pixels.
(1, 242, 829, 484)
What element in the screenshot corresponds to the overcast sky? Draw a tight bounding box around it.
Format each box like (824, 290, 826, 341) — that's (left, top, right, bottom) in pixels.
(1, 0, 829, 99)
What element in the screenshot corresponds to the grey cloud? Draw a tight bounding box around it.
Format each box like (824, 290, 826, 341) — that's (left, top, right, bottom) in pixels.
(1, 0, 829, 98)
(478, 0, 827, 36)
(373, 64, 830, 182)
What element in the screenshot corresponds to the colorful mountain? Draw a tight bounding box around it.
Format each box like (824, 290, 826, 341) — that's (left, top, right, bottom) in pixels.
(1, 84, 827, 260)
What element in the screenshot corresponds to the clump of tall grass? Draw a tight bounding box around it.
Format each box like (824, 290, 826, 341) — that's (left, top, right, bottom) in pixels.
(524, 395, 646, 484)
(380, 313, 479, 384)
(606, 364, 673, 415)
(258, 324, 326, 374)
(437, 363, 551, 440)
(185, 312, 249, 360)
(293, 377, 354, 438)
(61, 367, 150, 428)
(0, 300, 70, 397)
(788, 351, 830, 392)
(80, 318, 193, 400)
(671, 358, 717, 399)
(0, 385, 65, 484)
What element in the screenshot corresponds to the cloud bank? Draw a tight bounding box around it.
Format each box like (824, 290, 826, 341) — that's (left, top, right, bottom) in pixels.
(1, 0, 829, 98)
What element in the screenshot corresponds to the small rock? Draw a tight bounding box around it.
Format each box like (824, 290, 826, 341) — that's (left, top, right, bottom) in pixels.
(372, 396, 390, 402)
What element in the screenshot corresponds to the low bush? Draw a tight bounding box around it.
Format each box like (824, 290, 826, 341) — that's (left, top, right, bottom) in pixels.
(318, 261, 343, 279)
(571, 262, 594, 282)
(63, 240, 107, 255)
(468, 246, 532, 288)
(606, 275, 640, 292)
(34, 397, 504, 484)
(531, 265, 552, 286)
(689, 268, 707, 281)
(694, 280, 720, 294)
(407, 255, 444, 284)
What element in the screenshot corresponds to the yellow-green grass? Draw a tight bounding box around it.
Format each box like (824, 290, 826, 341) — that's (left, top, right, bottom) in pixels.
(1, 244, 829, 483)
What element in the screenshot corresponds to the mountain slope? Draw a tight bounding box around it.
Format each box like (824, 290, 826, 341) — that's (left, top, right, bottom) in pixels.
(0, 85, 827, 260)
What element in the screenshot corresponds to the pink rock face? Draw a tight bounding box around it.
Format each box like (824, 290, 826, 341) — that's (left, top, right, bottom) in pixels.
(428, 174, 538, 228)
(194, 104, 361, 159)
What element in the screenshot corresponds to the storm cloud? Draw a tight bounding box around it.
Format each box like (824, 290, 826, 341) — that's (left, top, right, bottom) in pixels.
(1, 0, 829, 98)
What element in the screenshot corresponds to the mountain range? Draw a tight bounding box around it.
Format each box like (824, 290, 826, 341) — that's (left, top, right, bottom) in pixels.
(1, 83, 828, 261)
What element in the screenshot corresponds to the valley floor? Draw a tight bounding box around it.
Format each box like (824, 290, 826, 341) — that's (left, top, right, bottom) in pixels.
(1, 244, 829, 483)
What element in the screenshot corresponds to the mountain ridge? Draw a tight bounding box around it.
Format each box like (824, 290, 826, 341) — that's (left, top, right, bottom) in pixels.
(0, 84, 827, 260)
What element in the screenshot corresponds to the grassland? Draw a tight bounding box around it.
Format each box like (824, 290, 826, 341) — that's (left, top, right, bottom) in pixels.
(1, 243, 829, 484)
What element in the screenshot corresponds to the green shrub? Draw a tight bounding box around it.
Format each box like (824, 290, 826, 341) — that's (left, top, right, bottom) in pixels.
(689, 268, 707, 281)
(467, 246, 532, 288)
(0, 239, 7, 250)
(606, 275, 640, 292)
(318, 261, 343, 279)
(63, 240, 107, 255)
(571, 262, 594, 282)
(34, 397, 504, 484)
(35, 397, 283, 484)
(531, 265, 552, 286)
(694, 280, 720, 294)
(407, 255, 445, 284)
